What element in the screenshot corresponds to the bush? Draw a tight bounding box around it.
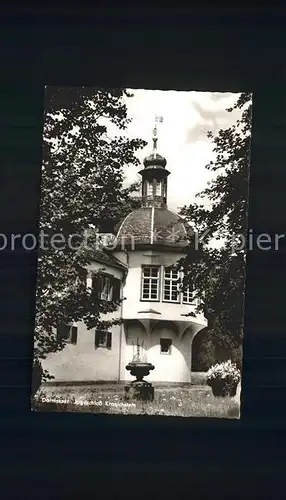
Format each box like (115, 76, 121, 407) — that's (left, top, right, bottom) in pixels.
(206, 360, 241, 384)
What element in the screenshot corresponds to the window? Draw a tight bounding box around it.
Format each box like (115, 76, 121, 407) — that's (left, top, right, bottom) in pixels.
(163, 267, 180, 302)
(155, 181, 162, 196)
(183, 286, 196, 305)
(57, 325, 78, 345)
(146, 181, 153, 197)
(112, 278, 121, 301)
(92, 274, 121, 301)
(95, 330, 112, 349)
(160, 338, 172, 354)
(100, 275, 112, 300)
(141, 266, 160, 301)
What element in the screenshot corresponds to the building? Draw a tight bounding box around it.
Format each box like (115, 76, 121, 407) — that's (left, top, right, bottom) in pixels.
(42, 123, 207, 385)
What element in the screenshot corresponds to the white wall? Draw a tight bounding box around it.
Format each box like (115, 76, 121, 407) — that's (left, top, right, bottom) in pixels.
(88, 260, 124, 280)
(120, 320, 205, 384)
(42, 249, 208, 385)
(114, 249, 206, 326)
(42, 260, 124, 382)
(42, 320, 122, 382)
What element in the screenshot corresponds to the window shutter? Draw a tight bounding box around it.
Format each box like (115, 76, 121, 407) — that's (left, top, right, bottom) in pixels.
(107, 332, 112, 350)
(112, 278, 121, 301)
(95, 330, 100, 348)
(71, 326, 78, 345)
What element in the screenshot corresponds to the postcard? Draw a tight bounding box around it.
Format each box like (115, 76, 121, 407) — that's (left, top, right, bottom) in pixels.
(31, 87, 252, 418)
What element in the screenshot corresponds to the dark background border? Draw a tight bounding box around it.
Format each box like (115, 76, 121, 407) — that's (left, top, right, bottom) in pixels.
(1, 6, 286, 498)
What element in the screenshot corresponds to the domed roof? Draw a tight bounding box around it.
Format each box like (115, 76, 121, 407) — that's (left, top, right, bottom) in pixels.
(115, 207, 190, 249)
(143, 153, 167, 169)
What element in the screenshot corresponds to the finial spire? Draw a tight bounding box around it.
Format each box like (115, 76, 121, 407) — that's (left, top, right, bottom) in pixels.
(152, 124, 158, 158)
(152, 115, 163, 158)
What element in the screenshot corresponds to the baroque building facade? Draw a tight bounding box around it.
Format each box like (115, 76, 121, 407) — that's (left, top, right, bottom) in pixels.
(43, 126, 207, 384)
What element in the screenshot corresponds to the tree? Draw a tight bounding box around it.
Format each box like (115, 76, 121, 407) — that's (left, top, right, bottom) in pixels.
(34, 87, 146, 380)
(179, 92, 252, 369)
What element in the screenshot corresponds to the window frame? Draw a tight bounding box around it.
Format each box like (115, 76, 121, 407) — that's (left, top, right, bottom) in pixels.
(146, 181, 153, 197)
(162, 266, 180, 304)
(92, 272, 114, 302)
(94, 329, 112, 350)
(160, 338, 172, 355)
(140, 265, 161, 302)
(100, 274, 113, 301)
(155, 181, 162, 196)
(182, 285, 197, 305)
(56, 324, 78, 345)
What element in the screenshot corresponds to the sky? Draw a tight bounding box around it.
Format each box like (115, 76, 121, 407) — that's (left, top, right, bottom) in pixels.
(115, 88, 244, 213)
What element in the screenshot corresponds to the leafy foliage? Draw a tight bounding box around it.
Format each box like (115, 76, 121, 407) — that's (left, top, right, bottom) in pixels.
(34, 87, 146, 377)
(179, 93, 252, 368)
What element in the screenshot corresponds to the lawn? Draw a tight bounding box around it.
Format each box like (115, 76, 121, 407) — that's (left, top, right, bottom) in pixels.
(32, 384, 240, 419)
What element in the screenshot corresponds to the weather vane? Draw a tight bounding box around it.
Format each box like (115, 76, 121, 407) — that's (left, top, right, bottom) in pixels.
(152, 114, 163, 158)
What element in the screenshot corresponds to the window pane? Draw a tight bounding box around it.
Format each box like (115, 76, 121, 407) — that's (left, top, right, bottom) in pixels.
(151, 267, 159, 277)
(99, 331, 106, 344)
(95, 330, 112, 349)
(163, 267, 179, 302)
(183, 285, 196, 304)
(160, 338, 172, 354)
(147, 182, 153, 196)
(155, 182, 162, 196)
(142, 267, 159, 300)
(143, 267, 151, 277)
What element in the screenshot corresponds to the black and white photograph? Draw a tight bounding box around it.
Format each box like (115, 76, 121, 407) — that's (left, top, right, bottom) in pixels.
(31, 87, 252, 419)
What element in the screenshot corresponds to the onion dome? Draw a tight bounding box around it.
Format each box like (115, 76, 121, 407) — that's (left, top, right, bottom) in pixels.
(143, 152, 167, 169)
